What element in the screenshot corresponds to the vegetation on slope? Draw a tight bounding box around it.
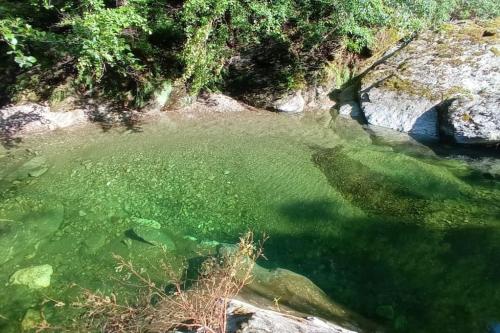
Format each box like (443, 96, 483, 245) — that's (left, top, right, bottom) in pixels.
(0, 0, 498, 106)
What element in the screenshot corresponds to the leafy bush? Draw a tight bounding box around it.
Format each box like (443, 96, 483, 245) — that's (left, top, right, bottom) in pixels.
(64, 2, 150, 86)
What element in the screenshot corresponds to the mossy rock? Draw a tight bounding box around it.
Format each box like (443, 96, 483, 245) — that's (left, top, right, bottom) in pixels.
(312, 146, 429, 221)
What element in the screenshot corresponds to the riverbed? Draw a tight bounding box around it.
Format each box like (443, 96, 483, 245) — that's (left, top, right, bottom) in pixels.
(0, 110, 499, 332)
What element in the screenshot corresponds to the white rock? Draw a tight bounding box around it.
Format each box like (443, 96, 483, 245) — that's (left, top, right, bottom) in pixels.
(0, 103, 87, 134)
(181, 93, 250, 113)
(442, 95, 500, 144)
(9, 264, 53, 289)
(362, 89, 439, 140)
(274, 92, 306, 113)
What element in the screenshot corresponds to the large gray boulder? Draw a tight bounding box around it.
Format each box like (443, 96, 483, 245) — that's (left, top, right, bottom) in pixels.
(360, 20, 500, 144)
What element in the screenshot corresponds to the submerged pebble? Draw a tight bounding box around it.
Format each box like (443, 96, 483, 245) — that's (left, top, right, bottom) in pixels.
(29, 167, 48, 178)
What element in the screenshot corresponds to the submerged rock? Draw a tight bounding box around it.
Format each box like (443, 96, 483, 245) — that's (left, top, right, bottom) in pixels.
(131, 225, 176, 250)
(9, 156, 48, 181)
(130, 217, 161, 229)
(227, 299, 360, 333)
(21, 308, 43, 331)
(360, 20, 500, 144)
(312, 146, 428, 220)
(129, 217, 175, 250)
(29, 166, 49, 178)
(218, 245, 371, 331)
(9, 264, 53, 289)
(0, 202, 64, 265)
(84, 233, 107, 254)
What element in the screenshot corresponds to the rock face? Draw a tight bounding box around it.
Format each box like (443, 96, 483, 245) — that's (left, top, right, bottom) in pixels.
(9, 264, 53, 289)
(0, 103, 87, 135)
(360, 20, 500, 144)
(442, 95, 500, 144)
(227, 299, 360, 333)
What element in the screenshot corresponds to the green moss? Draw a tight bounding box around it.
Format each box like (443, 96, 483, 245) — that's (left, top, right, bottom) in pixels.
(443, 86, 473, 100)
(381, 76, 438, 100)
(320, 54, 353, 88)
(439, 19, 499, 45)
(461, 113, 473, 123)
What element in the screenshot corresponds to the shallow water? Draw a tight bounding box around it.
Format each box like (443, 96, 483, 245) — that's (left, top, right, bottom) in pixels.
(0, 110, 499, 332)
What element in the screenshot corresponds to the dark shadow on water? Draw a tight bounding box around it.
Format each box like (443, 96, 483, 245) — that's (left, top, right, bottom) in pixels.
(278, 200, 338, 222)
(255, 145, 500, 332)
(262, 212, 500, 333)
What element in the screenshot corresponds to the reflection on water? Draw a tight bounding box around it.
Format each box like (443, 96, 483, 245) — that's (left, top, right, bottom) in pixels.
(0, 111, 499, 332)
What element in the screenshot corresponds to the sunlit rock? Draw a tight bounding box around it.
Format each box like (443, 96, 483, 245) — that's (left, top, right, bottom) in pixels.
(360, 20, 500, 144)
(0, 103, 87, 135)
(441, 94, 500, 144)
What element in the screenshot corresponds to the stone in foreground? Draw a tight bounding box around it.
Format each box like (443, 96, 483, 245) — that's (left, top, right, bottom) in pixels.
(9, 264, 53, 289)
(227, 299, 360, 333)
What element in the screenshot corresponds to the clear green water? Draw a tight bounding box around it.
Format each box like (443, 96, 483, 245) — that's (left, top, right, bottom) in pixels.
(0, 111, 499, 332)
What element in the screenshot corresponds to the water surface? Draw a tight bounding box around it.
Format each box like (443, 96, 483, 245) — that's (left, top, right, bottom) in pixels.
(0, 110, 499, 332)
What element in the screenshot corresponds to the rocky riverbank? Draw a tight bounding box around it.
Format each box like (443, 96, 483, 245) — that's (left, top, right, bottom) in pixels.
(2, 20, 498, 150)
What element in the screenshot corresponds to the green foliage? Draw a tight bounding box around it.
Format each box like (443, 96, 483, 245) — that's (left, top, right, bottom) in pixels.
(63, 1, 150, 86)
(0, 19, 40, 68)
(1, 0, 498, 101)
(180, 0, 288, 92)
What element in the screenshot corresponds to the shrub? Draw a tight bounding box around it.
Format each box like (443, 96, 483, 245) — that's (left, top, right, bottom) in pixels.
(73, 232, 265, 333)
(1, 0, 497, 101)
